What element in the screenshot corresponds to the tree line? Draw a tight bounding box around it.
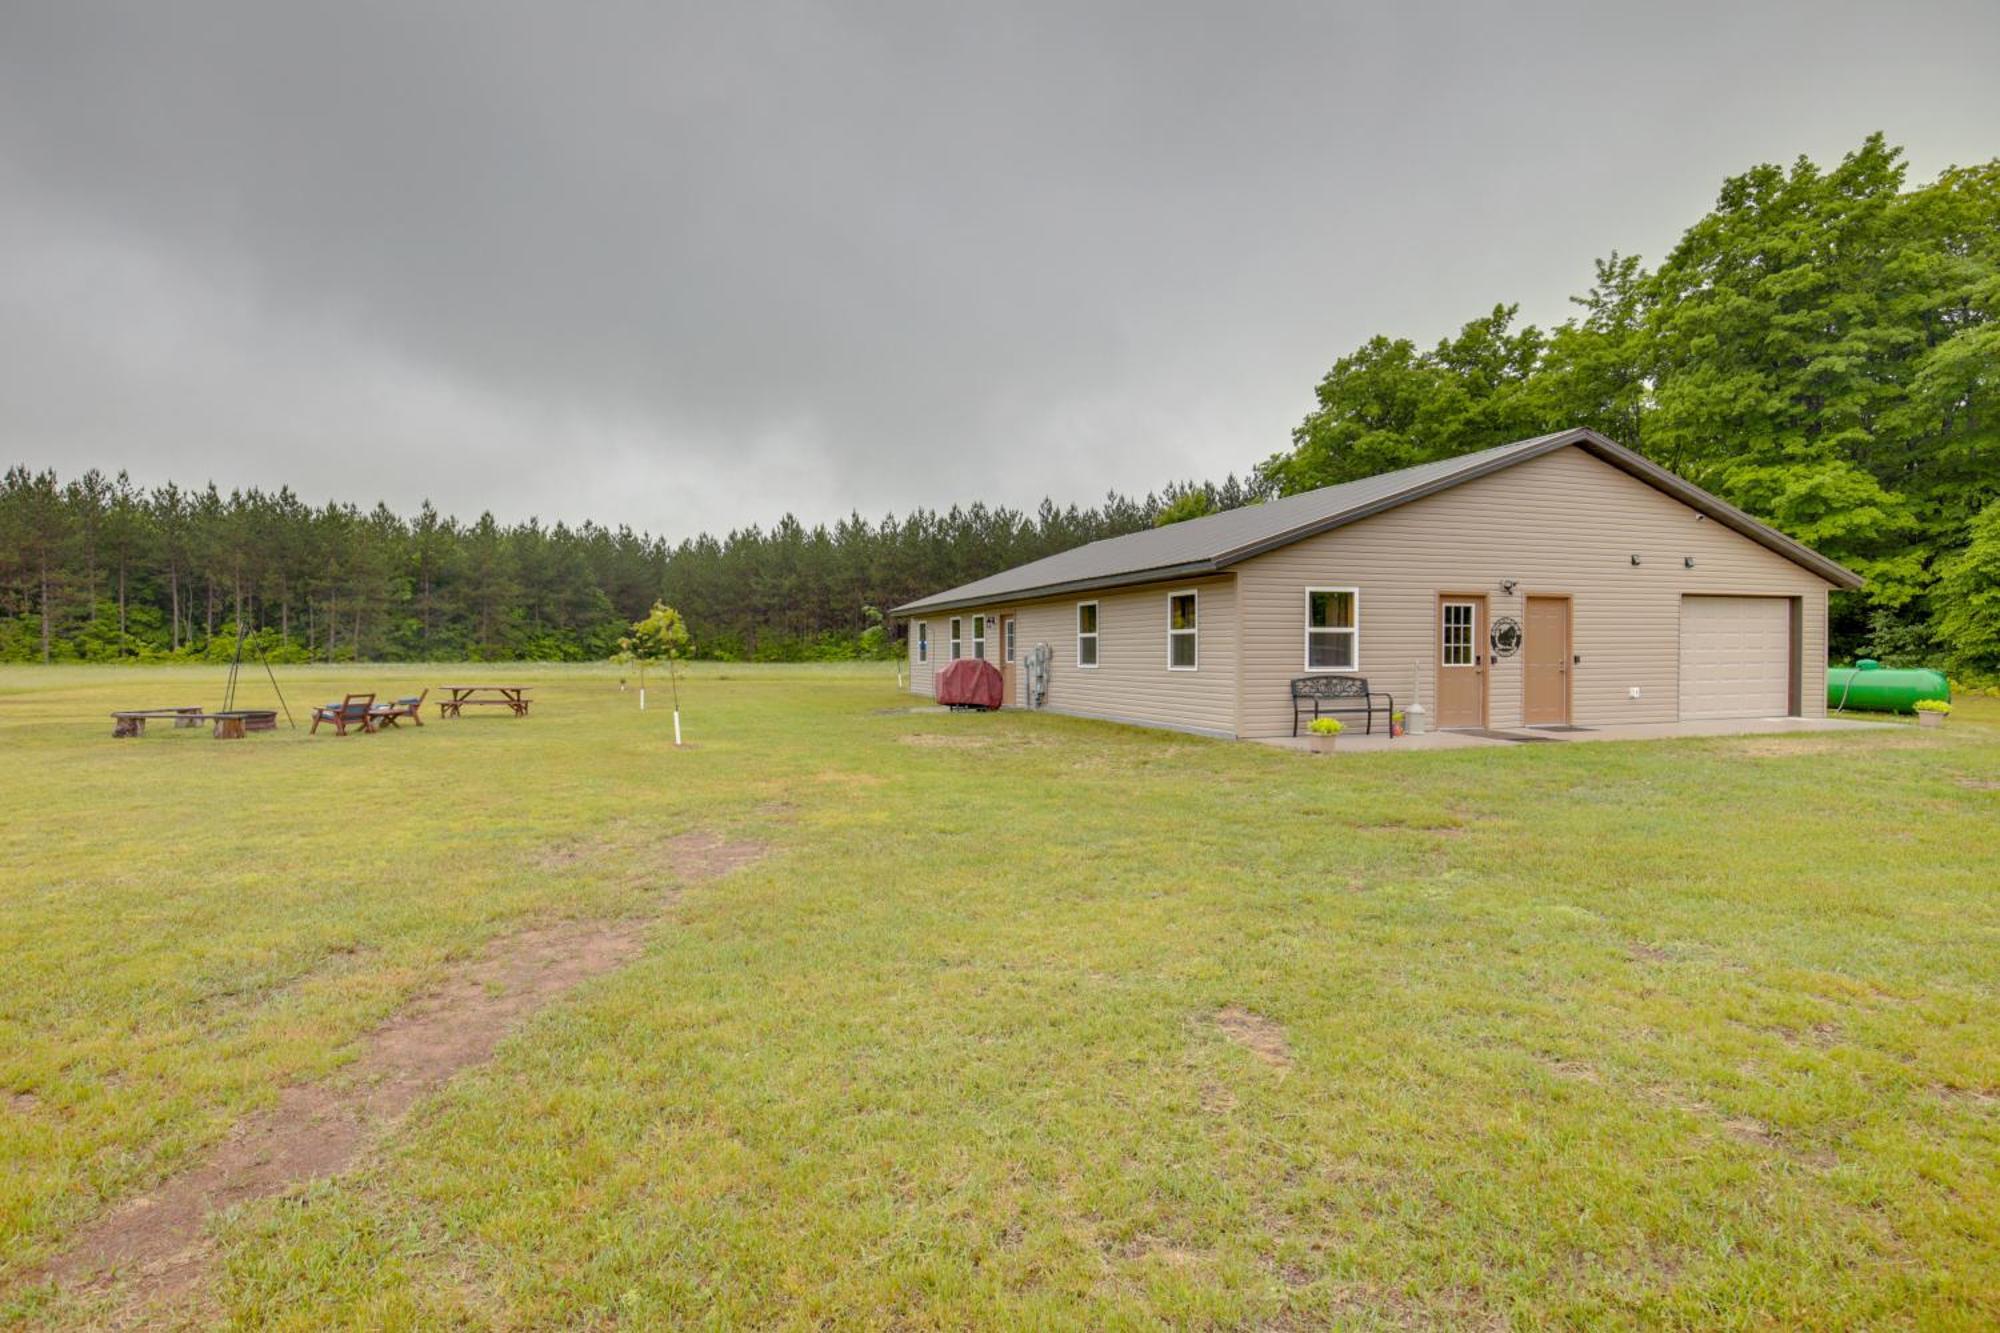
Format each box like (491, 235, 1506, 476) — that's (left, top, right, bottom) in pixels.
(1258, 135, 2000, 678)
(0, 465, 1266, 664)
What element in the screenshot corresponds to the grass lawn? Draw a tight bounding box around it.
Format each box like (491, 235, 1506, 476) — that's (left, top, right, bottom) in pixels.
(2, 662, 1997, 1328)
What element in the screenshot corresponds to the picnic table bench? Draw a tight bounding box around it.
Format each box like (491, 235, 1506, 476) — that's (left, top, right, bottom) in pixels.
(1291, 674, 1396, 737)
(436, 685, 532, 718)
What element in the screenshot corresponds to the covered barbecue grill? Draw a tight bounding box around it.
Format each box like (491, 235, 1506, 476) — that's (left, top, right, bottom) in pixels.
(935, 658, 1003, 710)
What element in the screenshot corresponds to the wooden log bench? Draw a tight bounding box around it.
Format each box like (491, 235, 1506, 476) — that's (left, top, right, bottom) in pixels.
(110, 708, 204, 738)
(111, 708, 275, 739)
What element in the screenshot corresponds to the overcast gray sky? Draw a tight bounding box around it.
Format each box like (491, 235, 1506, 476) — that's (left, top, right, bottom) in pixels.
(2, 2, 1996, 538)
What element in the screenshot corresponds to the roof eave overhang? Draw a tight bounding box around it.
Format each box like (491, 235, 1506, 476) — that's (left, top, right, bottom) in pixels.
(890, 559, 1224, 617)
(892, 427, 1862, 615)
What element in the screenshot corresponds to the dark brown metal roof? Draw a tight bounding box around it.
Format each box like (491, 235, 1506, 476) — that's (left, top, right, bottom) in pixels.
(892, 428, 1862, 615)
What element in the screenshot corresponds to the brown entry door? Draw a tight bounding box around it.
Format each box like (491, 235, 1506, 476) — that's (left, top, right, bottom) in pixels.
(999, 616, 1017, 706)
(1523, 596, 1571, 725)
(1436, 596, 1487, 728)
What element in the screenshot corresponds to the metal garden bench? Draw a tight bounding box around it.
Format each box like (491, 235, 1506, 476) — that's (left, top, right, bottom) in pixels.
(1291, 675, 1395, 737)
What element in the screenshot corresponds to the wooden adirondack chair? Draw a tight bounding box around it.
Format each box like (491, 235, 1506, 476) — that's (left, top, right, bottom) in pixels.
(310, 693, 377, 736)
(368, 689, 428, 727)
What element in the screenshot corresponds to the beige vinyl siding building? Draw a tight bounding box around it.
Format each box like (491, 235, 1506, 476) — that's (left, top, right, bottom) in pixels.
(895, 430, 1859, 740)
(1011, 575, 1239, 735)
(1233, 446, 1831, 734)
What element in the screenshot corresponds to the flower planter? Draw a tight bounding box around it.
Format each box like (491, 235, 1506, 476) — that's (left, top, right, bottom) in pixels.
(1917, 710, 1945, 728)
(1307, 733, 1339, 754)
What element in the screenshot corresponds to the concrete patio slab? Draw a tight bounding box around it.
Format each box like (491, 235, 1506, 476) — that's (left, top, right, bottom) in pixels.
(1256, 714, 1900, 754)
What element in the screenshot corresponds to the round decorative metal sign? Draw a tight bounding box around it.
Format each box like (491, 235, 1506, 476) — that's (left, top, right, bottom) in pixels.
(1490, 616, 1523, 657)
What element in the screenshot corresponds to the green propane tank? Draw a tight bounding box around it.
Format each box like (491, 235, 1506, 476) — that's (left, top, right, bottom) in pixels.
(1827, 659, 1950, 714)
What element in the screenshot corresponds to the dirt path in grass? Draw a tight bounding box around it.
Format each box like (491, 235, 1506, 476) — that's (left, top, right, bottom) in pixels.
(38, 830, 767, 1321)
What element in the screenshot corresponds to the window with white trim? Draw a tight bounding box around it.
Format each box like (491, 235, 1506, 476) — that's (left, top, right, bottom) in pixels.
(1306, 588, 1359, 670)
(916, 621, 929, 663)
(1076, 602, 1099, 668)
(949, 617, 963, 660)
(972, 614, 986, 660)
(1168, 591, 1198, 670)
(1004, 617, 1016, 663)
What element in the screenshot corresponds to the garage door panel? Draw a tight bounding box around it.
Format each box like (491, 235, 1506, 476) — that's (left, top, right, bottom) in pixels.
(1680, 596, 1790, 719)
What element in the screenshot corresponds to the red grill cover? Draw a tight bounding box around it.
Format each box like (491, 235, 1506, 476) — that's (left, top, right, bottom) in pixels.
(936, 658, 1004, 709)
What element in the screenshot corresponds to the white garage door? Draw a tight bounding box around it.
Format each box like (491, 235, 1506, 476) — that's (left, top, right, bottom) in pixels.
(1679, 596, 1791, 719)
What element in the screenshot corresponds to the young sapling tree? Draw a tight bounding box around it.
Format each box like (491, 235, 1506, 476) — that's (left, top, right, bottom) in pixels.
(616, 602, 693, 744)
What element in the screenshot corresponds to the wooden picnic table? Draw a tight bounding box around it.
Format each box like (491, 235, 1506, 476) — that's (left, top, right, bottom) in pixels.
(436, 685, 533, 719)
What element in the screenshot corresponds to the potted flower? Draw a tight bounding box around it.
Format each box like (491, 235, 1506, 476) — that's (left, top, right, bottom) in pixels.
(1915, 698, 1951, 728)
(1390, 710, 1405, 739)
(1306, 717, 1344, 753)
